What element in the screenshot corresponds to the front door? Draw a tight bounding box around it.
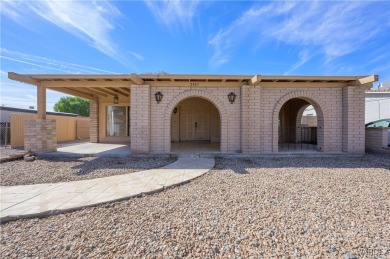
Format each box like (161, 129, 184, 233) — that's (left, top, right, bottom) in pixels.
(179, 98, 210, 141)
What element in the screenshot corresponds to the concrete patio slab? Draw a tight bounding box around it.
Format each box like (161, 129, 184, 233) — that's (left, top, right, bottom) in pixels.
(0, 157, 215, 223)
(49, 143, 132, 157)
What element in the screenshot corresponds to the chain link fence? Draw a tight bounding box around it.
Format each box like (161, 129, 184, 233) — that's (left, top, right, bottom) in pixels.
(0, 122, 11, 146)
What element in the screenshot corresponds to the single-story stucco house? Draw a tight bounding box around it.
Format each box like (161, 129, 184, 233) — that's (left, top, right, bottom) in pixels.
(8, 72, 378, 154)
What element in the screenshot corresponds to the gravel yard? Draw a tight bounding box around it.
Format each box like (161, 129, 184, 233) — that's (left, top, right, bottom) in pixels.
(0, 147, 25, 158)
(0, 157, 176, 186)
(1, 154, 389, 258)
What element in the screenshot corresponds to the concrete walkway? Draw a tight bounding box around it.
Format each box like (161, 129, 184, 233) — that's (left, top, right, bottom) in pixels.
(0, 157, 214, 223)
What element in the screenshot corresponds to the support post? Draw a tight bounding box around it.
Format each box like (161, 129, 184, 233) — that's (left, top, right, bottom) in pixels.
(342, 86, 365, 153)
(90, 100, 99, 143)
(241, 84, 262, 152)
(37, 85, 46, 119)
(130, 84, 150, 153)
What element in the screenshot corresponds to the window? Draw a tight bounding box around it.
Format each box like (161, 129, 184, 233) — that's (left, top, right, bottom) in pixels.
(106, 106, 128, 137)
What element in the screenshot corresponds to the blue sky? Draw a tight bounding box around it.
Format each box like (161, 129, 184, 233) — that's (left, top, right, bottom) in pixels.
(1, 0, 389, 111)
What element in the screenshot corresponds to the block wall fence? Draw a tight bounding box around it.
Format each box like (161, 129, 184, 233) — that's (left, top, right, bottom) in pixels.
(365, 128, 389, 153)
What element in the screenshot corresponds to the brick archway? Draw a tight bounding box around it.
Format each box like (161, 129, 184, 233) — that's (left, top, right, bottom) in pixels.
(272, 91, 327, 152)
(162, 90, 228, 152)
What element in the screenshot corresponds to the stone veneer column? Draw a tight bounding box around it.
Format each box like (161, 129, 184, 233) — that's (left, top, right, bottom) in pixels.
(342, 86, 365, 153)
(130, 84, 150, 153)
(24, 119, 57, 153)
(90, 100, 99, 143)
(241, 85, 261, 152)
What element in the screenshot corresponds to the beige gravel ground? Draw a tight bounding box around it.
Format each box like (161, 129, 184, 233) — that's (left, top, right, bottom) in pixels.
(0, 157, 176, 186)
(1, 153, 389, 258)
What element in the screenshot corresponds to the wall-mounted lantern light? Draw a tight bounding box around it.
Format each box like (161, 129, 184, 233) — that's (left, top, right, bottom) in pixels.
(173, 107, 178, 114)
(113, 91, 119, 104)
(227, 92, 236, 104)
(155, 91, 163, 103)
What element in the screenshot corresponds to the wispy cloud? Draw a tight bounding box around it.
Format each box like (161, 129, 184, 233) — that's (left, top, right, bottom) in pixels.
(128, 51, 145, 61)
(208, 4, 275, 68)
(208, 1, 390, 72)
(0, 49, 118, 110)
(0, 68, 72, 111)
(144, 0, 200, 30)
(0, 48, 119, 74)
(0, 0, 129, 65)
(284, 49, 314, 75)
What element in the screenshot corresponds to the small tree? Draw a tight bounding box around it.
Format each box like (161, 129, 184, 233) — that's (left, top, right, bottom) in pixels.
(53, 97, 90, 117)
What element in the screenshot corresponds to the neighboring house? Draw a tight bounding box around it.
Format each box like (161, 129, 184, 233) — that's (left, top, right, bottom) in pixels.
(300, 82, 390, 125)
(365, 81, 390, 123)
(0, 106, 79, 123)
(8, 72, 378, 154)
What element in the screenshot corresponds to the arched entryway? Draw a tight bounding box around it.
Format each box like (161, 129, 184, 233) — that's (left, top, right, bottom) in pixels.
(277, 97, 324, 152)
(171, 97, 221, 153)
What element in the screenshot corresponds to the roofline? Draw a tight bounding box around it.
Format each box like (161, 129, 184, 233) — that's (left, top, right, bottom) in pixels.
(9, 72, 375, 79)
(366, 89, 390, 93)
(8, 72, 378, 86)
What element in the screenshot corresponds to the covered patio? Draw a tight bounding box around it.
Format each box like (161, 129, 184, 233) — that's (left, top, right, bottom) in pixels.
(8, 72, 378, 155)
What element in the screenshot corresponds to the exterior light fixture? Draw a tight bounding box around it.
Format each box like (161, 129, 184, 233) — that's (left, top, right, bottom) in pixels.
(173, 107, 178, 114)
(227, 92, 236, 104)
(155, 91, 163, 103)
(113, 91, 119, 104)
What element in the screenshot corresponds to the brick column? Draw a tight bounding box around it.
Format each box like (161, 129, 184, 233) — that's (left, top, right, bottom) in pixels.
(130, 84, 150, 153)
(24, 119, 57, 153)
(90, 100, 99, 143)
(342, 86, 365, 153)
(241, 85, 261, 152)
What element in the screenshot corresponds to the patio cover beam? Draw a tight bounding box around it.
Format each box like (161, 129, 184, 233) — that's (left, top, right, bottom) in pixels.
(131, 73, 144, 85)
(8, 72, 39, 86)
(348, 75, 379, 86)
(40, 80, 132, 88)
(250, 75, 261, 85)
(47, 87, 98, 101)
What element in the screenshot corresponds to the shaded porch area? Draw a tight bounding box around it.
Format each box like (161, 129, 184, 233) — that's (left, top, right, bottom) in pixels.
(278, 143, 319, 153)
(171, 141, 220, 154)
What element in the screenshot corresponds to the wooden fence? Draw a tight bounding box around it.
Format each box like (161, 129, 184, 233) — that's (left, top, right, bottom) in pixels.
(10, 114, 90, 148)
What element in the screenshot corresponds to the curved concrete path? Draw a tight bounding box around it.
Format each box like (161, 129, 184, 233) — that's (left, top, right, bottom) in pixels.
(0, 157, 214, 223)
